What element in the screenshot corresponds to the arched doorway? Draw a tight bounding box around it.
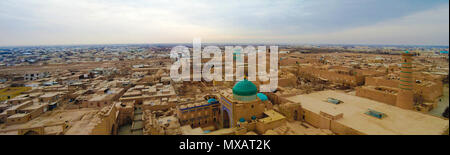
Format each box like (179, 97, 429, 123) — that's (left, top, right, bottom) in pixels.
(24, 130, 39, 135)
(223, 110, 230, 128)
(294, 110, 298, 121)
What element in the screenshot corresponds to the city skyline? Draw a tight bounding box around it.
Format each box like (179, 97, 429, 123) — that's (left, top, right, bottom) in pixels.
(0, 0, 449, 46)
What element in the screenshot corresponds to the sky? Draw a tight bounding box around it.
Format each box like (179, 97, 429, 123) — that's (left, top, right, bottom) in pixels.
(0, 0, 448, 46)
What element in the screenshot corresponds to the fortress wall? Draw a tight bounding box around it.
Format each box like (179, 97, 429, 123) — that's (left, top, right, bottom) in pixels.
(355, 87, 397, 106)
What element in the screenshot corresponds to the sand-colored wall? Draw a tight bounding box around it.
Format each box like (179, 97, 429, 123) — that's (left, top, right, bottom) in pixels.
(302, 109, 331, 129)
(233, 101, 265, 126)
(177, 104, 220, 128)
(416, 82, 443, 102)
(6, 114, 31, 125)
(365, 77, 443, 102)
(329, 121, 365, 135)
(355, 87, 397, 106)
(365, 77, 398, 88)
(90, 106, 118, 135)
(299, 67, 363, 86)
(27, 106, 45, 119)
(255, 118, 287, 134)
(278, 78, 297, 88)
(18, 127, 45, 135)
(82, 100, 113, 108)
(278, 103, 303, 122)
(116, 104, 134, 126)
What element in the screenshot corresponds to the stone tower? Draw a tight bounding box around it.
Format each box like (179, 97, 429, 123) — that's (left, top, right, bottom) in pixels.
(396, 51, 414, 110)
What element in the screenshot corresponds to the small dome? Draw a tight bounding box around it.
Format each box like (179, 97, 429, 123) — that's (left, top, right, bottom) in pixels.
(251, 116, 257, 120)
(232, 79, 258, 96)
(257, 93, 268, 101)
(239, 118, 246, 122)
(207, 98, 217, 104)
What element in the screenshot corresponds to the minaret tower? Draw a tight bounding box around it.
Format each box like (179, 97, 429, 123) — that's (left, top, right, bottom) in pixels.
(396, 51, 414, 110)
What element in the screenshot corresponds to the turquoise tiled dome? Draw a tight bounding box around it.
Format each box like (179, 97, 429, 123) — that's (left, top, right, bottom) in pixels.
(232, 79, 258, 96)
(239, 118, 246, 122)
(207, 98, 217, 104)
(257, 93, 268, 101)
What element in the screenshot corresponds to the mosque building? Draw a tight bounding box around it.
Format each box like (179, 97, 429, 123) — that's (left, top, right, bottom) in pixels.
(177, 77, 275, 128)
(219, 78, 273, 128)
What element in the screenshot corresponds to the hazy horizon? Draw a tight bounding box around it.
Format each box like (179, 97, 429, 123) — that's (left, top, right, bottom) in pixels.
(0, 42, 449, 49)
(1, 0, 449, 47)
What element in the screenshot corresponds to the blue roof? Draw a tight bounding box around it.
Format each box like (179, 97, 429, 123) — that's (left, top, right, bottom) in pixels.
(207, 98, 217, 104)
(257, 93, 268, 101)
(239, 118, 246, 122)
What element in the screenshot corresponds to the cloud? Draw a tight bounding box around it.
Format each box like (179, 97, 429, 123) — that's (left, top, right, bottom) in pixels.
(0, 0, 448, 46)
(283, 4, 450, 46)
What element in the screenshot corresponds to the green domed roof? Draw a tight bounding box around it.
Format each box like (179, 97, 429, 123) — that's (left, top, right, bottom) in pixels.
(232, 79, 258, 96)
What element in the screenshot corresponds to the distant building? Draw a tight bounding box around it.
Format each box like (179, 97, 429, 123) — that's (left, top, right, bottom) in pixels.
(24, 71, 50, 81)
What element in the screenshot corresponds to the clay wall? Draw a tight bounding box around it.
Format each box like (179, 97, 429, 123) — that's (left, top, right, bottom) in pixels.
(365, 77, 398, 88)
(90, 106, 118, 135)
(6, 114, 31, 125)
(255, 118, 287, 134)
(365, 77, 443, 102)
(329, 120, 365, 135)
(299, 66, 362, 86)
(302, 109, 331, 129)
(278, 78, 297, 88)
(355, 87, 397, 106)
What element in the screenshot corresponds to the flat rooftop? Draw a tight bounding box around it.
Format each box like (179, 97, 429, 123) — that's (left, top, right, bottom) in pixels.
(40, 92, 60, 98)
(259, 110, 286, 123)
(88, 94, 113, 102)
(287, 90, 449, 135)
(1, 108, 98, 133)
(21, 102, 48, 111)
(8, 113, 29, 119)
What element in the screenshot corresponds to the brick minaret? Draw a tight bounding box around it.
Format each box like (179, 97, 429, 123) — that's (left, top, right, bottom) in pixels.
(396, 51, 414, 110)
